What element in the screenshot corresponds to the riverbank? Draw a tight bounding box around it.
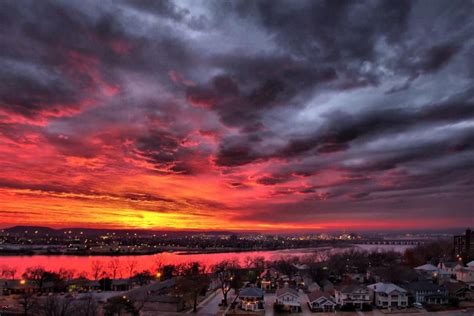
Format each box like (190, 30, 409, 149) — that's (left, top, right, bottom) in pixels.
(0, 244, 414, 279)
(0, 242, 348, 257)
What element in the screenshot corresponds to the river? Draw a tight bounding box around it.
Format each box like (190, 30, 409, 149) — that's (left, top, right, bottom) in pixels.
(0, 244, 413, 278)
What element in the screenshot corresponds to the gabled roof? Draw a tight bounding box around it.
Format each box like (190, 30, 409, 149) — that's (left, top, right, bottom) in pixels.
(443, 281, 470, 294)
(1, 279, 37, 289)
(415, 263, 438, 271)
(307, 290, 333, 303)
(467, 260, 474, 267)
(276, 287, 299, 298)
(367, 282, 407, 294)
(125, 278, 176, 301)
(439, 262, 462, 268)
(240, 287, 264, 298)
(406, 281, 444, 292)
(112, 278, 131, 285)
(339, 284, 368, 294)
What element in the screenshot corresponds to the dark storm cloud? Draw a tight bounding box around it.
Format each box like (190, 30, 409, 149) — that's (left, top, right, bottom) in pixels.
(1, 0, 473, 227)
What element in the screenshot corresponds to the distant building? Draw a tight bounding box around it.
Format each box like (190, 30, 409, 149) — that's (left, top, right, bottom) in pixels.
(454, 229, 474, 263)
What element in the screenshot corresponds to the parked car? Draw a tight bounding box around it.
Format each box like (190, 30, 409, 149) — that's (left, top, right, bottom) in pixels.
(413, 302, 423, 309)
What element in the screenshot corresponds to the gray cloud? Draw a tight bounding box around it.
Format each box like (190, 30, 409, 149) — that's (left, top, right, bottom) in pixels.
(0, 0, 473, 228)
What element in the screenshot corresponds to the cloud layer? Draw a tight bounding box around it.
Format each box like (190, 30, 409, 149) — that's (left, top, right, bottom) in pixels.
(0, 0, 473, 231)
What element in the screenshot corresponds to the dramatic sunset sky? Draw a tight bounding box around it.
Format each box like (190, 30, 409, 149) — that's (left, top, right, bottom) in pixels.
(0, 0, 473, 231)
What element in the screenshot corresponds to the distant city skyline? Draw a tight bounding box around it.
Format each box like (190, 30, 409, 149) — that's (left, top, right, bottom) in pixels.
(0, 0, 473, 231)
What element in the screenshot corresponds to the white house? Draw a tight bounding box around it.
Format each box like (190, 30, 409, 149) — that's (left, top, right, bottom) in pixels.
(456, 268, 474, 284)
(367, 282, 408, 308)
(307, 290, 336, 312)
(275, 287, 300, 312)
(438, 262, 463, 276)
(334, 285, 371, 308)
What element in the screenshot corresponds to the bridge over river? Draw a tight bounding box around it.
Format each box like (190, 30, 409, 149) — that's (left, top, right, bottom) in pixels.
(354, 238, 428, 246)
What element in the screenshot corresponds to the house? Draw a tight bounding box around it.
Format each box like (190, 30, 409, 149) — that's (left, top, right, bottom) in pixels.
(111, 278, 132, 291)
(405, 281, 448, 305)
(275, 287, 300, 312)
(435, 269, 453, 285)
(119, 278, 186, 313)
(238, 287, 265, 312)
(307, 290, 336, 312)
(415, 263, 440, 280)
(86, 280, 101, 291)
(437, 262, 463, 276)
(1, 279, 34, 295)
(443, 281, 473, 301)
(455, 268, 474, 284)
(467, 260, 474, 268)
(367, 282, 408, 308)
(334, 285, 371, 309)
(66, 278, 100, 292)
(415, 263, 438, 273)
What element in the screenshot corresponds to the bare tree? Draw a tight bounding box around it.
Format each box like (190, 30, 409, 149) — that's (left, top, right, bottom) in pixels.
(75, 294, 99, 316)
(23, 266, 48, 293)
(40, 294, 75, 316)
(57, 268, 75, 281)
(125, 260, 138, 278)
(77, 271, 88, 279)
(174, 262, 210, 312)
(212, 258, 242, 306)
(18, 292, 38, 316)
(1, 264, 17, 279)
(152, 255, 163, 275)
(91, 260, 104, 280)
(132, 270, 154, 286)
(127, 287, 154, 315)
(243, 256, 254, 269)
(103, 296, 136, 316)
(108, 258, 122, 279)
(246, 256, 266, 273)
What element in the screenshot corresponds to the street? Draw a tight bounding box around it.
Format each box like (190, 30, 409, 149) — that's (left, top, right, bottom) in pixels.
(193, 288, 474, 316)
